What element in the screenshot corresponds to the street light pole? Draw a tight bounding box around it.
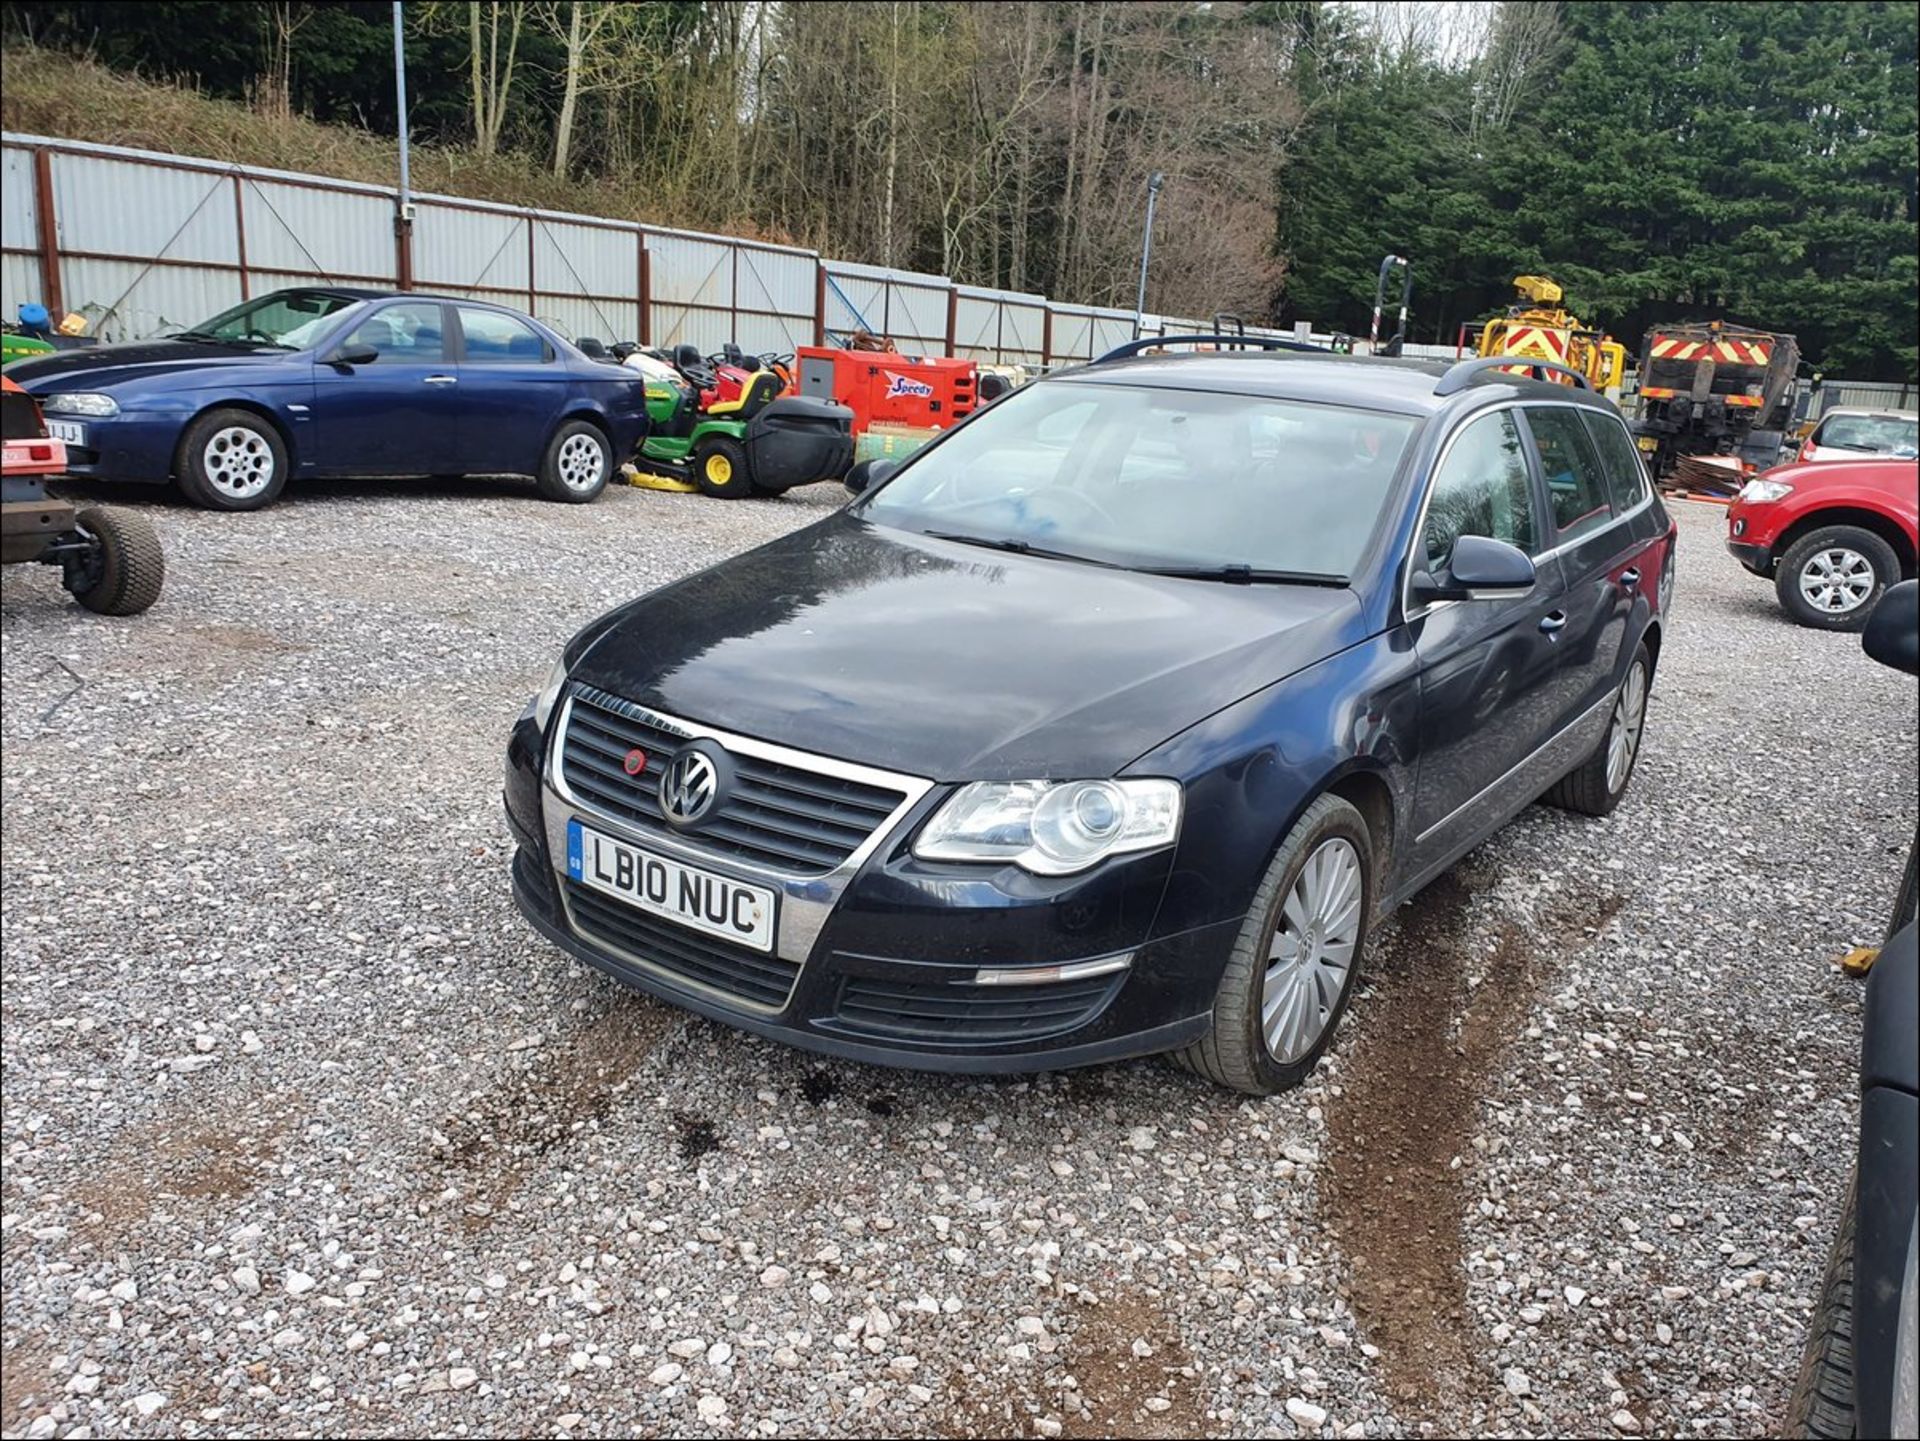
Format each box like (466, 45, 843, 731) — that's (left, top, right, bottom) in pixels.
(392, 1, 414, 289)
(1131, 171, 1164, 339)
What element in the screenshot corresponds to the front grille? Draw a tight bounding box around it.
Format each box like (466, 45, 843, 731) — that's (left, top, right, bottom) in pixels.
(825, 971, 1122, 1046)
(560, 687, 908, 876)
(563, 878, 796, 1010)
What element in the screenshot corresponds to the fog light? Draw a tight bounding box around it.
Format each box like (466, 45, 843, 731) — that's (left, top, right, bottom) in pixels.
(1732, 518, 1746, 537)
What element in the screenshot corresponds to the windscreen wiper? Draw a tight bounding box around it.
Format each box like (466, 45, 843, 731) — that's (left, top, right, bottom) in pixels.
(1135, 563, 1348, 586)
(920, 530, 1120, 567)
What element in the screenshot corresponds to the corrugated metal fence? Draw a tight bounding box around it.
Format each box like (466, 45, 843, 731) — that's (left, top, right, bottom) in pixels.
(0, 131, 1289, 364)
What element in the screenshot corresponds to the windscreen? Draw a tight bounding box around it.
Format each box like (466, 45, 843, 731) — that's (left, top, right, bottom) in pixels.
(1816, 413, 1919, 458)
(858, 380, 1419, 579)
(187, 291, 363, 349)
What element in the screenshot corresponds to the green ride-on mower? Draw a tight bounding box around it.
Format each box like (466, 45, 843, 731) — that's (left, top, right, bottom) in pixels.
(632, 344, 853, 499)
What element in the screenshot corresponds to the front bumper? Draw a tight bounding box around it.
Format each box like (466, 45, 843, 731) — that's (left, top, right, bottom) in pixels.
(1725, 537, 1773, 576)
(504, 704, 1227, 1073)
(34, 413, 179, 485)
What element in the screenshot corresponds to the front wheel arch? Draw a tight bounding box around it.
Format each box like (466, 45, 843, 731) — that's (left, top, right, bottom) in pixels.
(173, 400, 296, 478)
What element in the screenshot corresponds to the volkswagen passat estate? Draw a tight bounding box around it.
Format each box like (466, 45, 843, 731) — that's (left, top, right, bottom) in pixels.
(505, 342, 1675, 1094)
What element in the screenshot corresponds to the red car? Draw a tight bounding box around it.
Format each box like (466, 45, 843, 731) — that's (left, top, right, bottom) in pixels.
(1726, 457, 1919, 629)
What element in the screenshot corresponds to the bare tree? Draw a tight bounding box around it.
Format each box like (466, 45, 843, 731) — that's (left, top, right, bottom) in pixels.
(468, 0, 523, 156)
(541, 1, 627, 177)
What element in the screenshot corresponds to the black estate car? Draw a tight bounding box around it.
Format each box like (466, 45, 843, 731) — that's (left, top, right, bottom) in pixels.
(505, 342, 1676, 1094)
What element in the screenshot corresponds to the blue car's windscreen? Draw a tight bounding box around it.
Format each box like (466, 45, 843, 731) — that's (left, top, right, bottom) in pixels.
(183, 291, 363, 349)
(859, 380, 1418, 579)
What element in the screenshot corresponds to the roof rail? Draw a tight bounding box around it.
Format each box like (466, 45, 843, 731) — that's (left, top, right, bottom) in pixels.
(1095, 333, 1328, 364)
(1434, 355, 1593, 396)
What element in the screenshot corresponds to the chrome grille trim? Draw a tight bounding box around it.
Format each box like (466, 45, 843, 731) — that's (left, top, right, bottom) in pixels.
(542, 690, 935, 972)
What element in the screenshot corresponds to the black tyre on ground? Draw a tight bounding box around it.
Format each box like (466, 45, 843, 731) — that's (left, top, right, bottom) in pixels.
(1174, 793, 1373, 1095)
(66, 507, 164, 616)
(1544, 641, 1651, 818)
(692, 435, 754, 499)
(1776, 524, 1902, 632)
(1887, 838, 1917, 949)
(175, 408, 289, 511)
(536, 420, 611, 503)
(1784, 1177, 1858, 1439)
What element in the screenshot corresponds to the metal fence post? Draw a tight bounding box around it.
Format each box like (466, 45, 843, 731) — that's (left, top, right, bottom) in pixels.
(32, 148, 63, 315)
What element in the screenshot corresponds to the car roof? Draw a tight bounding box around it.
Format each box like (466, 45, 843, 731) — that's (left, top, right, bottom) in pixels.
(1052, 349, 1616, 417)
(270, 285, 534, 314)
(1820, 406, 1918, 421)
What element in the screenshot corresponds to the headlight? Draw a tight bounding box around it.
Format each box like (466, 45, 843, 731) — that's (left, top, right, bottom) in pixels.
(914, 778, 1182, 876)
(1738, 479, 1794, 504)
(533, 655, 569, 732)
(41, 392, 120, 417)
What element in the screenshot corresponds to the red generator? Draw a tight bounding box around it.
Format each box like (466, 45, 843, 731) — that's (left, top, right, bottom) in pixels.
(795, 346, 978, 435)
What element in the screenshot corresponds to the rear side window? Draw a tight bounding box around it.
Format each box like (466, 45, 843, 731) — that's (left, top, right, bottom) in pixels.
(1423, 411, 1538, 567)
(459, 307, 552, 364)
(1526, 408, 1615, 543)
(1579, 411, 1651, 515)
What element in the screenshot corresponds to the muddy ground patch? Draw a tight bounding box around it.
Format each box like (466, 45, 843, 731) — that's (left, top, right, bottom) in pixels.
(1323, 865, 1624, 1415)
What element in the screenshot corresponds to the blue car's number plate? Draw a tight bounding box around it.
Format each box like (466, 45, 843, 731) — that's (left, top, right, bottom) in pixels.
(45, 420, 86, 445)
(567, 818, 776, 952)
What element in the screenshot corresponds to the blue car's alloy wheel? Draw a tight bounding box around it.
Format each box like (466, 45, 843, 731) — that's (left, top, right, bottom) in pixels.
(177, 408, 289, 511)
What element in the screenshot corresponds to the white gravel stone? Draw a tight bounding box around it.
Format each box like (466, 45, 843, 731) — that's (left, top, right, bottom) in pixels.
(1286, 1397, 1328, 1429)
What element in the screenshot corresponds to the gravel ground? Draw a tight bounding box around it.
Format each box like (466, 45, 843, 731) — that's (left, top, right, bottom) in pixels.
(2, 480, 1913, 1441)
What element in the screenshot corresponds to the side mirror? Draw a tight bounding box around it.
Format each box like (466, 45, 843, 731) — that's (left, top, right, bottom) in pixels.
(1863, 579, 1919, 676)
(327, 343, 379, 368)
(1410, 534, 1537, 604)
(844, 458, 898, 496)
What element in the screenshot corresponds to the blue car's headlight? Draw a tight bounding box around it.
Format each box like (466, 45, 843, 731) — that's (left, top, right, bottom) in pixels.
(914, 778, 1182, 876)
(42, 392, 120, 418)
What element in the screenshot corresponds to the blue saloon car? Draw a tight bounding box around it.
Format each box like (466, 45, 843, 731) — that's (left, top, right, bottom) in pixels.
(7, 287, 648, 510)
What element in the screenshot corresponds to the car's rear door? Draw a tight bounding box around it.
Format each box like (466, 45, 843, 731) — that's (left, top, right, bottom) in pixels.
(452, 307, 572, 475)
(1405, 407, 1571, 868)
(1521, 404, 1663, 735)
(308, 300, 462, 475)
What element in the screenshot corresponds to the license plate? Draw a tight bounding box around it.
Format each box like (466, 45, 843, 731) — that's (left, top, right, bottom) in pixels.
(1636, 436, 1659, 452)
(45, 420, 86, 446)
(567, 819, 776, 952)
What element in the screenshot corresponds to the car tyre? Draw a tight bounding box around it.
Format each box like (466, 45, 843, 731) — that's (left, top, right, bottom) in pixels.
(1776, 525, 1900, 631)
(1173, 793, 1373, 1096)
(1887, 839, 1917, 948)
(1784, 1174, 1857, 1440)
(1544, 641, 1651, 818)
(537, 421, 611, 503)
(66, 507, 165, 616)
(692, 435, 754, 499)
(176, 408, 288, 511)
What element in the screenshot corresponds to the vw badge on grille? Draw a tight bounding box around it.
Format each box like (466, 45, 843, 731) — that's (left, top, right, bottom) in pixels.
(660, 748, 719, 825)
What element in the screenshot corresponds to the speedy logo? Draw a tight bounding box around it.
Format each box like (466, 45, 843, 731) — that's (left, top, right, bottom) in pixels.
(884, 371, 934, 399)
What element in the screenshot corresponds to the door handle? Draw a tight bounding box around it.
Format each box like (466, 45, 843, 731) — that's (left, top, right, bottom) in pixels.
(1539, 611, 1568, 634)
(423, 374, 458, 386)
(1619, 567, 1641, 587)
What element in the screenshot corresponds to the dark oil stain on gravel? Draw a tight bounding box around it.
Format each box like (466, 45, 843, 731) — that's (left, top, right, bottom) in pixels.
(433, 1000, 672, 1228)
(672, 1112, 720, 1162)
(799, 1069, 837, 1105)
(1323, 867, 1624, 1416)
(864, 1092, 897, 1118)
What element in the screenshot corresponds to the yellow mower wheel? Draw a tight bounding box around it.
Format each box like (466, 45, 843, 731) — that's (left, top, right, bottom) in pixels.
(692, 435, 754, 499)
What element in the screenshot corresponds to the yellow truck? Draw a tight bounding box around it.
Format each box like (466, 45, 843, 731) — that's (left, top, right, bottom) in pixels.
(1461, 276, 1628, 396)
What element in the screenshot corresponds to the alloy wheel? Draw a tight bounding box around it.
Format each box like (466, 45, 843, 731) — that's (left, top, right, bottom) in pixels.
(202, 426, 275, 500)
(1798, 547, 1875, 615)
(1261, 837, 1363, 1063)
(557, 432, 606, 490)
(1606, 660, 1648, 794)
